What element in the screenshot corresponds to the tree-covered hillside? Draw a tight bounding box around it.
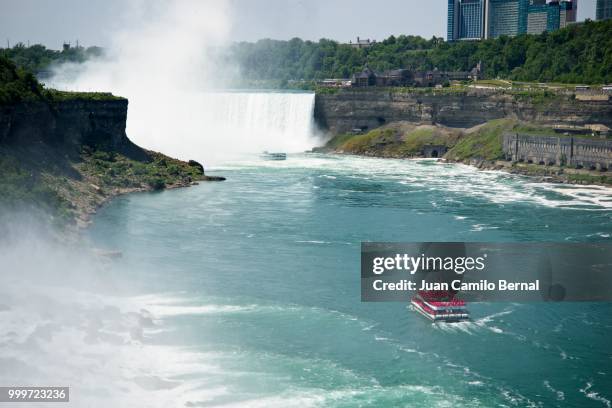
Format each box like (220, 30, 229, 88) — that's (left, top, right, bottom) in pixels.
(3, 19, 610, 85)
(228, 19, 611, 84)
(0, 55, 121, 105)
(1, 43, 103, 76)
(0, 54, 44, 104)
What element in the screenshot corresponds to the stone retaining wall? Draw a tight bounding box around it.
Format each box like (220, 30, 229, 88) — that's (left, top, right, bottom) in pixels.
(502, 133, 612, 170)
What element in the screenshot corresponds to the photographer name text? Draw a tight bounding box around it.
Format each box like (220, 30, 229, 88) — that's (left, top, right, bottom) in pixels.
(373, 279, 540, 292)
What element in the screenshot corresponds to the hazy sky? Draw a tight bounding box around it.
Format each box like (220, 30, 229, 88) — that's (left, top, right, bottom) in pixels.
(0, 0, 598, 50)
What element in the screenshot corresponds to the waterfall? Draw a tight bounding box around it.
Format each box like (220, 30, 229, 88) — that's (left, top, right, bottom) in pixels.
(205, 92, 317, 145)
(123, 90, 319, 166)
(48, 70, 319, 165)
(42, 2, 322, 166)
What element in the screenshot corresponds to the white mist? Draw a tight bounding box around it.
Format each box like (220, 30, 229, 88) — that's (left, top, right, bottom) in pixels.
(47, 0, 320, 166)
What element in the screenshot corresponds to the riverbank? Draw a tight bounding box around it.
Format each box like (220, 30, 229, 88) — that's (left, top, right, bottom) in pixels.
(0, 136, 225, 232)
(0, 55, 224, 232)
(446, 158, 612, 186)
(314, 119, 612, 186)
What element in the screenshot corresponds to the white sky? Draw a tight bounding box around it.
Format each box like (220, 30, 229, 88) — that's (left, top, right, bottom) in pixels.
(0, 0, 598, 50)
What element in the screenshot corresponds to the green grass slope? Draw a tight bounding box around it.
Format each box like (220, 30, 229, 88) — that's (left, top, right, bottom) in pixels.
(318, 122, 462, 158)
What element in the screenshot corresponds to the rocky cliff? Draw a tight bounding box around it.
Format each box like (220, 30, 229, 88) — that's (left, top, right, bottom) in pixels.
(0, 97, 222, 229)
(0, 98, 148, 160)
(314, 89, 612, 134)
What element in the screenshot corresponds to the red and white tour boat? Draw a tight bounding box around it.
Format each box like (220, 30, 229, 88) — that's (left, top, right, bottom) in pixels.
(411, 290, 470, 322)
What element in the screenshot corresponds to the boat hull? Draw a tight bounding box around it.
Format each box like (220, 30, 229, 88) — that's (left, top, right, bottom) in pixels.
(411, 300, 470, 322)
(260, 152, 287, 160)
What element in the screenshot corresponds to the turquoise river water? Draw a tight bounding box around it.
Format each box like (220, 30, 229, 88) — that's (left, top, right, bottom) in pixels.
(84, 154, 612, 407)
(3, 153, 612, 408)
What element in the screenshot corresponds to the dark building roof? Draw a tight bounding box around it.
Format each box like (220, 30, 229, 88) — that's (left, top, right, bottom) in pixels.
(353, 67, 377, 78)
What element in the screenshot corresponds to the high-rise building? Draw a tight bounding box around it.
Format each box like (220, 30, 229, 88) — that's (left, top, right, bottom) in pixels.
(460, 0, 486, 38)
(547, 1, 561, 31)
(596, 0, 612, 20)
(527, 0, 549, 34)
(527, 0, 576, 34)
(565, 0, 577, 23)
(448, 0, 458, 41)
(486, 0, 528, 38)
(447, 0, 577, 41)
(447, 0, 487, 41)
(558, 1, 574, 28)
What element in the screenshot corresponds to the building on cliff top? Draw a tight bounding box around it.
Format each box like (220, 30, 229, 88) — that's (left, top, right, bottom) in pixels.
(347, 37, 376, 49)
(352, 66, 378, 87)
(351, 62, 483, 88)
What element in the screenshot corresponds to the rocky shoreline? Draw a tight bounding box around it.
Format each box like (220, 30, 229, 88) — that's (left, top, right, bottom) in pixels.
(446, 158, 612, 186)
(70, 152, 226, 229)
(314, 119, 611, 186)
(315, 149, 612, 186)
(0, 141, 226, 234)
(0, 90, 226, 232)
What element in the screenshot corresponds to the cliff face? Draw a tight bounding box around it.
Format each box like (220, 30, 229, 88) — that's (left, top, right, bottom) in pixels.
(314, 89, 612, 134)
(0, 99, 142, 158)
(0, 97, 220, 229)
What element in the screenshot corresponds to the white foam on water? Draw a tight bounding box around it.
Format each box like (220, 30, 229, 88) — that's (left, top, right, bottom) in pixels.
(132, 294, 376, 335)
(470, 224, 500, 232)
(190, 384, 469, 408)
(474, 309, 516, 326)
(0, 284, 236, 408)
(216, 154, 612, 211)
(580, 382, 612, 408)
(430, 308, 518, 337)
(0, 227, 247, 408)
(543, 380, 566, 401)
(144, 303, 260, 317)
(434, 320, 477, 335)
(536, 184, 612, 209)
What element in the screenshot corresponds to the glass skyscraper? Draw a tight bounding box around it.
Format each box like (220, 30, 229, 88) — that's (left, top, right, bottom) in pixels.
(448, 0, 579, 41)
(448, 0, 458, 41)
(526, 0, 576, 35)
(547, 1, 561, 31)
(460, 0, 485, 39)
(447, 0, 486, 41)
(486, 0, 528, 39)
(526, 0, 548, 34)
(560, 1, 573, 31)
(562, 0, 577, 25)
(596, 0, 612, 20)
